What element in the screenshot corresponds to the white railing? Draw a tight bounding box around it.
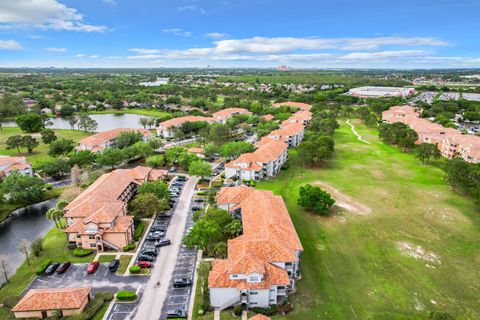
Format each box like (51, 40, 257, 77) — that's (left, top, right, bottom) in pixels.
(216, 295, 240, 310)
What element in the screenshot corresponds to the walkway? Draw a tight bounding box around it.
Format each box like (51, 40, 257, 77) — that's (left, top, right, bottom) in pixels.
(133, 176, 199, 320)
(346, 119, 370, 144)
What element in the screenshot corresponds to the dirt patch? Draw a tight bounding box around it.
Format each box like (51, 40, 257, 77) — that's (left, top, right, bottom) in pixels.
(313, 181, 372, 215)
(397, 241, 441, 267)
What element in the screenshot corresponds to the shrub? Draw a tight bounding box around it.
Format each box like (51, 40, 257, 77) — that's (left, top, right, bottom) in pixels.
(123, 243, 136, 252)
(31, 237, 44, 257)
(129, 265, 141, 274)
(36, 259, 52, 275)
(81, 296, 105, 319)
(233, 304, 243, 316)
(2, 296, 20, 309)
(44, 183, 53, 190)
(95, 291, 114, 302)
(134, 222, 145, 241)
(73, 248, 93, 257)
(252, 305, 278, 316)
(278, 301, 293, 315)
(116, 291, 138, 301)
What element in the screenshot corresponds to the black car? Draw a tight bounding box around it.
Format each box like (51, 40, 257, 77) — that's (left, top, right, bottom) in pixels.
(160, 211, 172, 217)
(173, 277, 192, 288)
(155, 239, 171, 247)
(166, 310, 186, 319)
(44, 263, 60, 275)
(152, 225, 167, 232)
(56, 262, 71, 274)
(193, 198, 204, 203)
(146, 234, 162, 241)
(140, 248, 158, 257)
(138, 254, 155, 262)
(108, 259, 120, 272)
(192, 206, 203, 212)
(176, 175, 186, 181)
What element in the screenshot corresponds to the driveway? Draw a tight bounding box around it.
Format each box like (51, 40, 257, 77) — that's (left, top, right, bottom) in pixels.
(133, 176, 199, 320)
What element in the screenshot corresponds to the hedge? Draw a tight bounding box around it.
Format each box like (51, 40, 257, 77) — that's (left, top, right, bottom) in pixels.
(116, 291, 138, 301)
(95, 291, 114, 302)
(73, 248, 93, 257)
(2, 296, 20, 309)
(134, 221, 145, 241)
(35, 259, 52, 275)
(123, 243, 136, 252)
(233, 304, 243, 316)
(129, 265, 141, 274)
(81, 296, 105, 319)
(251, 305, 278, 316)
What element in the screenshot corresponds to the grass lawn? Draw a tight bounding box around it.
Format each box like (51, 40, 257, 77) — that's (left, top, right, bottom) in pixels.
(257, 120, 480, 319)
(84, 108, 170, 118)
(0, 226, 94, 301)
(117, 255, 132, 275)
(92, 301, 111, 320)
(0, 127, 92, 169)
(97, 255, 116, 263)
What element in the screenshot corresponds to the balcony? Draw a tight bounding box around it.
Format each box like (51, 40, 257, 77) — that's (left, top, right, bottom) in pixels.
(277, 289, 287, 295)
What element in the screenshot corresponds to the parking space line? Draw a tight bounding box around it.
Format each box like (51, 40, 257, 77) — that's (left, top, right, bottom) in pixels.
(136, 284, 142, 295)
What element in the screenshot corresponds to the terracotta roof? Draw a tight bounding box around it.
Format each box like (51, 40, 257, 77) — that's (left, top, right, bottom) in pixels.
(250, 315, 271, 320)
(158, 116, 216, 129)
(225, 140, 287, 171)
(269, 122, 304, 139)
(213, 108, 252, 119)
(262, 114, 274, 121)
(78, 128, 152, 148)
(0, 156, 31, 173)
(12, 288, 90, 312)
(187, 147, 204, 154)
(272, 101, 312, 111)
(285, 110, 312, 123)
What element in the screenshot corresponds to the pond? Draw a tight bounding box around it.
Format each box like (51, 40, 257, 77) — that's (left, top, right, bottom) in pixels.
(1, 113, 150, 132)
(0, 199, 56, 283)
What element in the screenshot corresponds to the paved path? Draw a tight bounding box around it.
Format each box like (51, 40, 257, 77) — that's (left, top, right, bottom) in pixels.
(346, 119, 370, 144)
(133, 176, 199, 320)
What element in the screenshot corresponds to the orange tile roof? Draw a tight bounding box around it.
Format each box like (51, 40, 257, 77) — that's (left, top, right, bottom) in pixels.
(262, 114, 274, 121)
(187, 147, 204, 154)
(250, 315, 271, 320)
(269, 122, 304, 138)
(210, 187, 302, 289)
(213, 108, 252, 119)
(78, 128, 152, 148)
(12, 288, 90, 312)
(225, 140, 288, 171)
(158, 116, 216, 129)
(272, 101, 312, 111)
(0, 156, 31, 174)
(285, 110, 312, 123)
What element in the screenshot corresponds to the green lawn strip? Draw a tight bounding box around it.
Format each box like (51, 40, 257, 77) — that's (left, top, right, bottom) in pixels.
(91, 301, 111, 320)
(0, 226, 94, 301)
(0, 187, 64, 223)
(0, 127, 92, 169)
(257, 120, 480, 319)
(97, 255, 116, 263)
(117, 255, 132, 275)
(83, 109, 170, 118)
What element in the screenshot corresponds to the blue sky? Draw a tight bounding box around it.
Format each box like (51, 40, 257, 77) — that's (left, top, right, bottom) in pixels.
(0, 0, 479, 68)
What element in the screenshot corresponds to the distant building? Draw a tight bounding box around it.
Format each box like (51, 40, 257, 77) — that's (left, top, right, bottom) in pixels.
(257, 122, 305, 148)
(0, 156, 33, 179)
(212, 108, 252, 124)
(381, 105, 420, 124)
(12, 287, 91, 319)
(272, 101, 312, 112)
(348, 86, 416, 98)
(77, 128, 153, 153)
(157, 116, 217, 138)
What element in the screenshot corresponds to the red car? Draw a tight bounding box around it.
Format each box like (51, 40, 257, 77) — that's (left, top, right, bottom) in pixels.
(87, 261, 100, 274)
(136, 261, 152, 268)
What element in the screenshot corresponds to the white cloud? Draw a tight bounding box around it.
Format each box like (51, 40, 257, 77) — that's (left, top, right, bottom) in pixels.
(106, 55, 123, 59)
(127, 54, 163, 60)
(75, 54, 85, 58)
(103, 0, 117, 5)
(45, 47, 66, 52)
(0, 0, 107, 32)
(162, 28, 191, 37)
(177, 5, 206, 14)
(129, 48, 162, 55)
(204, 32, 228, 39)
(89, 55, 99, 59)
(0, 39, 22, 50)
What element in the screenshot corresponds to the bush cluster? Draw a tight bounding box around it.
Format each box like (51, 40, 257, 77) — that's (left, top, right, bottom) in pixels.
(80, 296, 105, 319)
(95, 291, 114, 302)
(73, 248, 93, 257)
(129, 265, 141, 274)
(251, 305, 278, 316)
(116, 291, 138, 301)
(233, 304, 243, 316)
(123, 243, 136, 252)
(35, 259, 52, 275)
(134, 222, 145, 241)
(2, 296, 20, 309)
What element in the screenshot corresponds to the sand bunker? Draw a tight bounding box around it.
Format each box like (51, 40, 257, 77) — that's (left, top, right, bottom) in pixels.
(313, 182, 372, 215)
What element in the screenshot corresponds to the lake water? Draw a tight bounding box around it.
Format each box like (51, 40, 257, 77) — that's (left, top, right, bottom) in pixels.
(0, 199, 56, 283)
(2, 113, 150, 132)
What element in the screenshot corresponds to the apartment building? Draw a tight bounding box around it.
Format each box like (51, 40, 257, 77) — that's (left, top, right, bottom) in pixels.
(224, 140, 288, 181)
(157, 116, 217, 138)
(349, 86, 416, 98)
(260, 122, 305, 147)
(64, 166, 167, 251)
(381, 105, 420, 124)
(209, 186, 303, 310)
(272, 101, 312, 112)
(281, 110, 312, 126)
(213, 108, 252, 124)
(77, 128, 153, 153)
(0, 156, 33, 179)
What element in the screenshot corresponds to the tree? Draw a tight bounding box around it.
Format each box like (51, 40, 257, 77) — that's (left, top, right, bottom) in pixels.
(174, 129, 185, 145)
(18, 239, 30, 266)
(56, 199, 69, 210)
(297, 135, 335, 167)
(209, 124, 230, 145)
(21, 136, 39, 153)
(0, 173, 44, 203)
(40, 129, 57, 144)
(0, 254, 10, 283)
(128, 193, 168, 217)
(68, 150, 96, 167)
(138, 181, 171, 200)
(39, 158, 70, 177)
(46, 208, 63, 228)
(78, 115, 98, 132)
(309, 117, 339, 136)
(297, 184, 335, 215)
(30, 237, 44, 257)
(224, 219, 242, 238)
(139, 117, 149, 128)
(188, 161, 212, 181)
(68, 116, 78, 130)
(116, 131, 143, 149)
(16, 113, 44, 132)
(213, 242, 228, 258)
(145, 155, 165, 168)
(5, 135, 23, 153)
(416, 143, 441, 164)
(444, 158, 470, 191)
(48, 139, 75, 157)
(219, 141, 254, 159)
(97, 148, 125, 169)
(204, 144, 219, 158)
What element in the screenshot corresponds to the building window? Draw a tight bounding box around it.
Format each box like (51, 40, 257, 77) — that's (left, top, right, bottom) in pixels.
(76, 235, 81, 238)
(90, 244, 96, 248)
(231, 274, 238, 279)
(77, 242, 82, 246)
(250, 291, 258, 295)
(249, 276, 259, 282)
(89, 236, 94, 240)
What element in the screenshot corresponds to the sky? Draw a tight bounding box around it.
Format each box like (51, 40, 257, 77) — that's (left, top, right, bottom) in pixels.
(0, 0, 479, 69)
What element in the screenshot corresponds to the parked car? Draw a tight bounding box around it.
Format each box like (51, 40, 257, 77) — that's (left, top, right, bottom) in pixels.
(160, 211, 172, 217)
(173, 277, 192, 288)
(138, 254, 154, 262)
(108, 259, 120, 272)
(192, 206, 203, 212)
(166, 310, 187, 318)
(170, 192, 180, 197)
(56, 262, 71, 274)
(87, 261, 100, 274)
(152, 225, 167, 232)
(141, 249, 158, 257)
(193, 198, 204, 203)
(136, 261, 152, 268)
(155, 239, 171, 247)
(146, 234, 161, 241)
(169, 167, 177, 173)
(176, 175, 186, 181)
(170, 187, 180, 192)
(44, 263, 60, 275)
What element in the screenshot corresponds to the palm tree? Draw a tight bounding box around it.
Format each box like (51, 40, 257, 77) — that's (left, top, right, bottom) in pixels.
(46, 208, 62, 228)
